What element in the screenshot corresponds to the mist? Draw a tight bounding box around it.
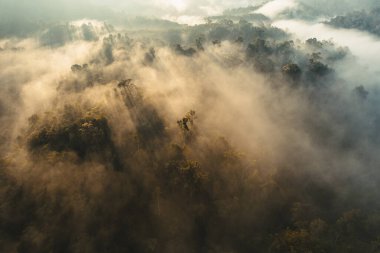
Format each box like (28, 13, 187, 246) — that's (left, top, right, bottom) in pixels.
(1, 0, 380, 252)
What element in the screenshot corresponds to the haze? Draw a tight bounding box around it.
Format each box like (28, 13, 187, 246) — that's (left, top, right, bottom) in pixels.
(1, 0, 380, 252)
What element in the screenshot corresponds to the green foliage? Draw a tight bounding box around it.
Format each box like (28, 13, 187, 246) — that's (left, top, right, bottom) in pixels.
(328, 8, 380, 36)
(1, 8, 379, 252)
(282, 63, 302, 81)
(177, 110, 196, 132)
(308, 58, 331, 77)
(70, 64, 88, 73)
(5, 103, 380, 252)
(28, 115, 113, 159)
(175, 44, 197, 57)
(163, 160, 208, 198)
(177, 110, 197, 144)
(81, 23, 98, 41)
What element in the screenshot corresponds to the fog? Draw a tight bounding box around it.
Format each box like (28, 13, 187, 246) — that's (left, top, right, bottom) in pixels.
(274, 20, 380, 76)
(1, 0, 380, 252)
(254, 0, 297, 18)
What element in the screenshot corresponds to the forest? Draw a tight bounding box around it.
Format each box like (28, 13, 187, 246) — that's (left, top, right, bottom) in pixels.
(1, 0, 380, 252)
(328, 8, 380, 36)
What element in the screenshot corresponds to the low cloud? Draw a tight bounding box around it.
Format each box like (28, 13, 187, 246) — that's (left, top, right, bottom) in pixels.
(1, 1, 380, 252)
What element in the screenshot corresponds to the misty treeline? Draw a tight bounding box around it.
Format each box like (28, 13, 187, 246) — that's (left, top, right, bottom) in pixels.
(1, 4, 380, 253)
(327, 8, 380, 37)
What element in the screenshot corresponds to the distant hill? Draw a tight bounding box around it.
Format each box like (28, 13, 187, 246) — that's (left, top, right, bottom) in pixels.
(327, 8, 380, 37)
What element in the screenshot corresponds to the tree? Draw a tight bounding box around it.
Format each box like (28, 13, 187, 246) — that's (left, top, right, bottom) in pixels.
(175, 44, 196, 57)
(282, 63, 302, 81)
